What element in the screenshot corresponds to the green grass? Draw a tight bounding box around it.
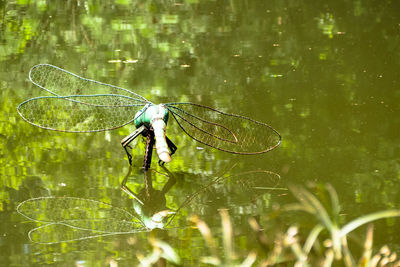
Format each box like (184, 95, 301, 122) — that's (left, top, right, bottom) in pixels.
(143, 184, 400, 266)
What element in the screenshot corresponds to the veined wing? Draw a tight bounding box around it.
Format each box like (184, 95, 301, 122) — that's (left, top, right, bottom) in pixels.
(213, 170, 281, 204)
(17, 196, 137, 224)
(17, 94, 145, 132)
(26, 223, 149, 244)
(17, 197, 146, 244)
(29, 64, 150, 104)
(166, 103, 281, 154)
(166, 168, 281, 226)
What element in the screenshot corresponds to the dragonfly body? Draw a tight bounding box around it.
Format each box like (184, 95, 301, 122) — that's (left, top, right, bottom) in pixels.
(132, 104, 172, 164)
(134, 104, 169, 129)
(17, 64, 281, 169)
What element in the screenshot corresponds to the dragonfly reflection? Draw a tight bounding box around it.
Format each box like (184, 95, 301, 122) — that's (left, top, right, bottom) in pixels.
(17, 166, 280, 244)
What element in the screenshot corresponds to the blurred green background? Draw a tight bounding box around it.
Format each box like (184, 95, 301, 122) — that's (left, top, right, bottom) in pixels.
(1, 0, 399, 265)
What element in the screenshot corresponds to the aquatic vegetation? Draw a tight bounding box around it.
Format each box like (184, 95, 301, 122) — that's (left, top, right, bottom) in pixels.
(190, 210, 257, 267)
(283, 184, 400, 266)
(183, 184, 400, 266)
(137, 235, 181, 267)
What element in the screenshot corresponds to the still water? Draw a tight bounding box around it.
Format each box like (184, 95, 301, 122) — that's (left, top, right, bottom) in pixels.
(1, 0, 400, 266)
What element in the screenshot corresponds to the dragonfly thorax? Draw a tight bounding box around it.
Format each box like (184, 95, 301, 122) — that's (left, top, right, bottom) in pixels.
(134, 104, 172, 163)
(134, 104, 169, 129)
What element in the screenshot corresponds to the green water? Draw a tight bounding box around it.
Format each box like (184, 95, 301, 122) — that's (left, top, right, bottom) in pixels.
(1, 0, 400, 265)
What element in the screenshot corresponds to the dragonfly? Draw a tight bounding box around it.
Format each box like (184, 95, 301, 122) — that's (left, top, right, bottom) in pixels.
(17, 167, 281, 244)
(17, 64, 281, 169)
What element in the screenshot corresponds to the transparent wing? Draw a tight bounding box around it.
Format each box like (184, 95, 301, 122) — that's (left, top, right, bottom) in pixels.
(166, 168, 281, 226)
(17, 197, 147, 244)
(166, 103, 281, 154)
(17, 94, 145, 132)
(27, 223, 147, 244)
(17, 196, 136, 223)
(216, 170, 281, 204)
(29, 64, 150, 104)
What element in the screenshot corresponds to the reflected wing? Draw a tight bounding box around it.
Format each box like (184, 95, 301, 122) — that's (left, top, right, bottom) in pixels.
(17, 197, 136, 223)
(219, 170, 281, 203)
(27, 223, 147, 244)
(166, 103, 281, 154)
(166, 168, 281, 226)
(17, 95, 145, 132)
(17, 197, 147, 244)
(29, 64, 150, 104)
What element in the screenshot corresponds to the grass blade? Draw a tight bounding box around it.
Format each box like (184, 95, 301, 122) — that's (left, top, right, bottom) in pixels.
(190, 215, 218, 257)
(303, 224, 324, 254)
(239, 251, 257, 267)
(289, 186, 334, 231)
(326, 184, 340, 220)
(220, 209, 234, 263)
(358, 224, 373, 267)
(340, 210, 400, 236)
(150, 238, 181, 265)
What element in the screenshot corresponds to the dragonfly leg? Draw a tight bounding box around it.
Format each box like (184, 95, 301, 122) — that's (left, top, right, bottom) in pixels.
(166, 136, 177, 156)
(121, 125, 146, 166)
(120, 166, 144, 205)
(143, 129, 155, 171)
(158, 136, 177, 166)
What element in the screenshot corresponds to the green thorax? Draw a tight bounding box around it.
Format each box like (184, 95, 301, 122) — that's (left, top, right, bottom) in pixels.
(134, 104, 169, 128)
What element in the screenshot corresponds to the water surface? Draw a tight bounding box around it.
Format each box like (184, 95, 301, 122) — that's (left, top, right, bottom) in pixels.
(1, 0, 400, 265)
